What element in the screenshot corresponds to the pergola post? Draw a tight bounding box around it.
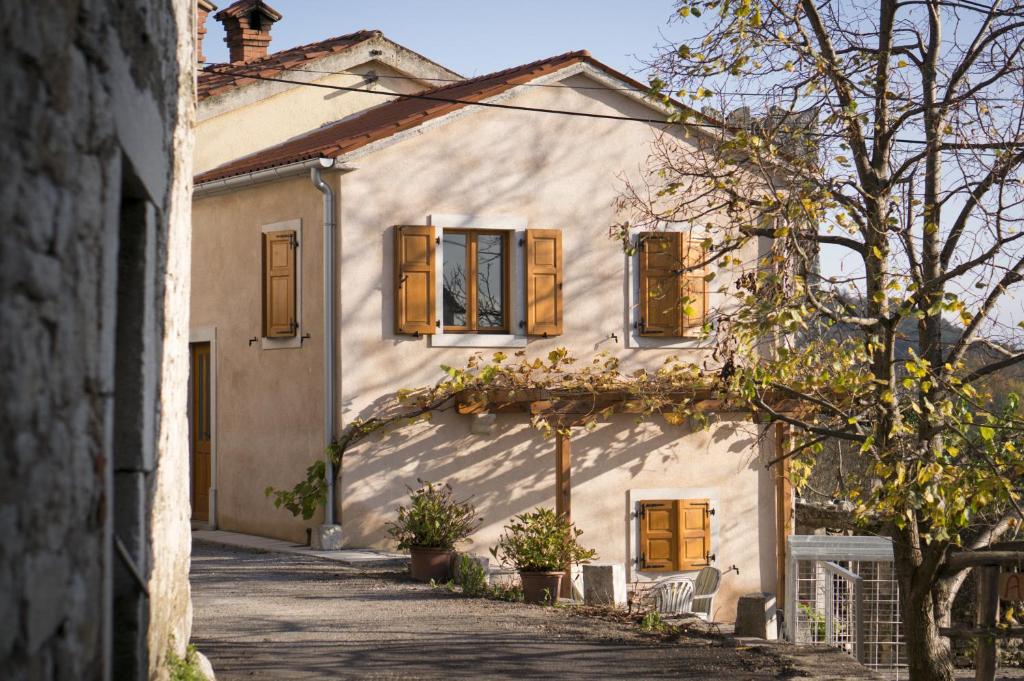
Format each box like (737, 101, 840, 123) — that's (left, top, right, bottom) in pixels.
(774, 423, 793, 609)
(555, 429, 572, 597)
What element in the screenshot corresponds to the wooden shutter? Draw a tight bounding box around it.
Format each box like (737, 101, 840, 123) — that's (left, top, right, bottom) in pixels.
(263, 230, 297, 338)
(680, 236, 708, 335)
(638, 232, 681, 337)
(394, 225, 436, 335)
(638, 500, 678, 572)
(678, 498, 712, 571)
(638, 232, 708, 337)
(525, 228, 563, 336)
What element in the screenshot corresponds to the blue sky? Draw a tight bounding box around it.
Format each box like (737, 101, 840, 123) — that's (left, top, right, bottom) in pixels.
(202, 0, 680, 78)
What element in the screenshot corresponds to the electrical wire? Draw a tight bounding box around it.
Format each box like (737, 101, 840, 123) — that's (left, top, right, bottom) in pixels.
(202, 66, 1024, 150)
(200, 61, 1024, 103)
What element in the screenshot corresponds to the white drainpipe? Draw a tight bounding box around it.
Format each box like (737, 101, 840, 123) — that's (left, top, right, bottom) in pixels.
(310, 159, 338, 527)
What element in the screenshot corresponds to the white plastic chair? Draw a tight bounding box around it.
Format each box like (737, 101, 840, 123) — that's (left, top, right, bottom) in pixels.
(648, 574, 695, 615)
(688, 566, 722, 621)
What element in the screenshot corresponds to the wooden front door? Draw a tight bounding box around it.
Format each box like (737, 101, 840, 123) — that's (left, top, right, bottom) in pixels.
(189, 342, 212, 522)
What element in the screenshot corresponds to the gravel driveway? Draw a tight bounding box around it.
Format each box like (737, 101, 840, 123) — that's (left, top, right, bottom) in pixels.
(190, 540, 798, 680)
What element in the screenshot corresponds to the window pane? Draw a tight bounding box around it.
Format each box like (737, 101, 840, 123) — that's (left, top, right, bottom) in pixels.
(442, 233, 467, 327)
(476, 233, 505, 329)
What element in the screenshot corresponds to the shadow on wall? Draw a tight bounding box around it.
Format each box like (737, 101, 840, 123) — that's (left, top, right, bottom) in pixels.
(341, 397, 762, 545)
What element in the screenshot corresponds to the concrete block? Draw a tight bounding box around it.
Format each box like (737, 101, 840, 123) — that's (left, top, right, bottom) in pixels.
(311, 524, 344, 550)
(582, 563, 627, 607)
(735, 592, 778, 640)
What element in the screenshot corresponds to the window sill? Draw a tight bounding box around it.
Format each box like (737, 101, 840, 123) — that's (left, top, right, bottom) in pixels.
(626, 333, 712, 349)
(261, 334, 303, 350)
(429, 333, 527, 349)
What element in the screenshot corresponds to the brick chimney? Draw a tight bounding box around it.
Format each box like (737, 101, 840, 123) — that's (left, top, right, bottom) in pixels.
(214, 0, 283, 64)
(196, 0, 217, 66)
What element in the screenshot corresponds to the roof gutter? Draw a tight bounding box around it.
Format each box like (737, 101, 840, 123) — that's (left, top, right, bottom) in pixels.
(193, 157, 354, 197)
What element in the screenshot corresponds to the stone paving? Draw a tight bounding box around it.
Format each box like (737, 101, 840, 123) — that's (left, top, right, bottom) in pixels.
(190, 535, 889, 680)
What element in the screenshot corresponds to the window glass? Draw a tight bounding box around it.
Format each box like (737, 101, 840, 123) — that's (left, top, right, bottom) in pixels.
(442, 233, 467, 327)
(476, 233, 505, 329)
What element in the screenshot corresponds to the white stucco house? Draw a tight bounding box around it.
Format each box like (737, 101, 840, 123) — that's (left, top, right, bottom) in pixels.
(188, 0, 794, 622)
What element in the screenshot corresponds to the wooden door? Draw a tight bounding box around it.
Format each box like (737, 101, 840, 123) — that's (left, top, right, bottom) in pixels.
(189, 342, 212, 522)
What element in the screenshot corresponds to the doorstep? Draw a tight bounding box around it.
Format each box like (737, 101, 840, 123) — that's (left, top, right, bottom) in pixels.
(192, 529, 409, 569)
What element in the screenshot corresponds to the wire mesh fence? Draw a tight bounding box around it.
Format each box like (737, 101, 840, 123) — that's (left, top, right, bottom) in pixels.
(787, 536, 906, 679)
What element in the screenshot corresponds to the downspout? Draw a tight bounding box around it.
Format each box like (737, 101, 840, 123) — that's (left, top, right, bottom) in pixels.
(311, 159, 337, 527)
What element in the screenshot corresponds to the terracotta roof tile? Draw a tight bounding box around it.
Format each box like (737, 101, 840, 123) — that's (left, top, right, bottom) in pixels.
(197, 30, 381, 102)
(196, 50, 658, 184)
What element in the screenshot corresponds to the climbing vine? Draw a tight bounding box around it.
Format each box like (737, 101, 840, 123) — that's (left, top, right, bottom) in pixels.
(265, 348, 733, 520)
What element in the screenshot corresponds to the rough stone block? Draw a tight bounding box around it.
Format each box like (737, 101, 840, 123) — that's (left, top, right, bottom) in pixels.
(735, 592, 778, 640)
(312, 524, 344, 550)
(582, 563, 627, 607)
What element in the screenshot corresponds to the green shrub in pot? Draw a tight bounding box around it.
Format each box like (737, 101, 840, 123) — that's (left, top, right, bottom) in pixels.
(490, 507, 596, 604)
(387, 480, 481, 582)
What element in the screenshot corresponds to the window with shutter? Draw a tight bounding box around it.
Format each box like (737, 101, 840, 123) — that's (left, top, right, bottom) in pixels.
(637, 498, 712, 572)
(442, 229, 510, 333)
(525, 228, 563, 336)
(394, 225, 436, 335)
(678, 498, 712, 571)
(638, 500, 678, 572)
(262, 230, 297, 338)
(637, 231, 708, 338)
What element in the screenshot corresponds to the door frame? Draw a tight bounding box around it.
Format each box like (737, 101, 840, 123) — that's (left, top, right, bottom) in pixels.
(189, 326, 218, 529)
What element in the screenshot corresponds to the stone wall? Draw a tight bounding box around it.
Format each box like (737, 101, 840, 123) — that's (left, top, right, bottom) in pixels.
(0, 1, 194, 679)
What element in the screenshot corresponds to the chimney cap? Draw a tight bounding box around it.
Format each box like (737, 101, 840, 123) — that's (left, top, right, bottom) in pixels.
(198, 0, 218, 11)
(214, 0, 282, 23)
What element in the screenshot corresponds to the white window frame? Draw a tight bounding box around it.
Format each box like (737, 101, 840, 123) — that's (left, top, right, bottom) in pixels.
(627, 487, 720, 583)
(625, 227, 716, 349)
(260, 218, 303, 350)
(428, 213, 528, 349)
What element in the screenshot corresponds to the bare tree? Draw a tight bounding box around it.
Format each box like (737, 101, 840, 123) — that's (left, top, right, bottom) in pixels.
(618, 2, 1024, 678)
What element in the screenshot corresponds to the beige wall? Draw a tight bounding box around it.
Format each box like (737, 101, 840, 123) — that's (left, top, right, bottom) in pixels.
(343, 413, 776, 621)
(192, 176, 327, 540)
(191, 70, 776, 621)
(197, 62, 430, 174)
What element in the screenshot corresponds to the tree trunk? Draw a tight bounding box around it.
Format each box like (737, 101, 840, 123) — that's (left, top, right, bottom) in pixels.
(901, 583, 955, 680)
(895, 533, 956, 681)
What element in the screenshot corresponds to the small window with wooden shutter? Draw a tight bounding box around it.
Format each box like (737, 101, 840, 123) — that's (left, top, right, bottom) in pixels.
(525, 228, 563, 336)
(637, 498, 712, 572)
(638, 231, 708, 338)
(394, 225, 436, 335)
(262, 230, 297, 338)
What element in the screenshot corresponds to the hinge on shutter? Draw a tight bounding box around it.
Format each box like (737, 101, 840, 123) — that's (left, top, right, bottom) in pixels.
(519, 320, 525, 330)
(436, 236, 441, 244)
(436, 320, 440, 328)
(640, 552, 647, 569)
(290, 321, 298, 333)
(518, 237, 525, 247)
(290, 234, 299, 249)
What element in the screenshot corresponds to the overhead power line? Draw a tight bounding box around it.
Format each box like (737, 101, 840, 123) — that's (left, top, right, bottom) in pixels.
(202, 67, 1024, 150)
(200, 61, 1024, 103)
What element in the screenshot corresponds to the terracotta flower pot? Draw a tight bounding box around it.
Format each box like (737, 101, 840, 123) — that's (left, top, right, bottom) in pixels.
(520, 571, 563, 604)
(409, 546, 454, 582)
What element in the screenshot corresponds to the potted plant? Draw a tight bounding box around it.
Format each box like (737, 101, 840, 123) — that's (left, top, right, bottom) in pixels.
(490, 507, 596, 604)
(386, 480, 481, 582)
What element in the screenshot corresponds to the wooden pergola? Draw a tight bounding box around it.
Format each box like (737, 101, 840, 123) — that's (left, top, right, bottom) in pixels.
(453, 386, 798, 599)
